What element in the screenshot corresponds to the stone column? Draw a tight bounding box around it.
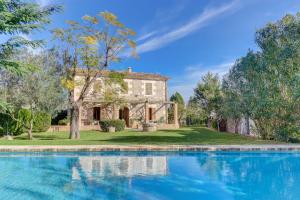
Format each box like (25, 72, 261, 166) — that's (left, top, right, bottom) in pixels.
(173, 103, 179, 126)
(144, 102, 149, 123)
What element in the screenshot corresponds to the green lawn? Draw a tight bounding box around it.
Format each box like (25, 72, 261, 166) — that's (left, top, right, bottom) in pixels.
(0, 127, 277, 145)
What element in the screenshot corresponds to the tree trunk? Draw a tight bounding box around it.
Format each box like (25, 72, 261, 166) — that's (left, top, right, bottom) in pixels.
(28, 119, 33, 140)
(234, 118, 240, 134)
(70, 103, 80, 139)
(245, 115, 250, 135)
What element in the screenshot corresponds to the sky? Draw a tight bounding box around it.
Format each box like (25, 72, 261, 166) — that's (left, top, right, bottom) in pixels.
(21, 0, 300, 100)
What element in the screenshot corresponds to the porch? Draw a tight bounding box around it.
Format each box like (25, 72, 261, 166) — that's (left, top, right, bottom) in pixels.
(78, 100, 179, 131)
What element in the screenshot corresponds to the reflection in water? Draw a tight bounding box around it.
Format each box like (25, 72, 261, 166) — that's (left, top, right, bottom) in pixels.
(195, 152, 300, 200)
(0, 152, 299, 199)
(72, 156, 168, 180)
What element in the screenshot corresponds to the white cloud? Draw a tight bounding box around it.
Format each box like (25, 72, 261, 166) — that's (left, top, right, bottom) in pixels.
(185, 61, 234, 79)
(136, 31, 158, 42)
(137, 1, 239, 54)
(168, 61, 235, 101)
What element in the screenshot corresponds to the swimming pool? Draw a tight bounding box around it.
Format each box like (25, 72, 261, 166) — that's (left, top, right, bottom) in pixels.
(0, 151, 299, 200)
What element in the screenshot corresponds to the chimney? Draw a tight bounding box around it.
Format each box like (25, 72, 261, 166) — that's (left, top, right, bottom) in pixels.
(127, 67, 132, 73)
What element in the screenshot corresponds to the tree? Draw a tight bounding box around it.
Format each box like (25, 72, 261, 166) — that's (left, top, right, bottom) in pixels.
(193, 72, 223, 125)
(169, 92, 185, 125)
(185, 97, 206, 126)
(0, 0, 60, 111)
(0, 50, 66, 139)
(0, 0, 60, 74)
(224, 13, 300, 141)
(53, 12, 136, 139)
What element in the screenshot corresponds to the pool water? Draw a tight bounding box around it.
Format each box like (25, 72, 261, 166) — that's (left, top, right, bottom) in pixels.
(0, 151, 299, 200)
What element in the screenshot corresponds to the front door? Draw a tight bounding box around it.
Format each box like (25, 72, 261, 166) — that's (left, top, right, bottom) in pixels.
(148, 107, 155, 121)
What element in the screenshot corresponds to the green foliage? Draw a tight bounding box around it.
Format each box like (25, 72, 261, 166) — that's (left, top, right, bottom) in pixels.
(193, 72, 222, 120)
(0, 113, 21, 135)
(0, 108, 30, 135)
(0, 0, 60, 74)
(185, 97, 206, 126)
(0, 0, 60, 118)
(58, 118, 69, 125)
(169, 92, 185, 123)
(224, 12, 300, 141)
(211, 120, 218, 130)
(32, 112, 51, 132)
(99, 119, 126, 132)
(0, 109, 51, 135)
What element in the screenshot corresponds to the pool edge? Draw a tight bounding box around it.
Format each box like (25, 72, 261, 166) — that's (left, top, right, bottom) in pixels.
(0, 145, 299, 152)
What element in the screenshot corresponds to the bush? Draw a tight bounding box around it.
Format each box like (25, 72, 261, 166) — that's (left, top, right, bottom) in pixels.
(99, 119, 125, 132)
(0, 109, 51, 135)
(0, 109, 32, 136)
(0, 113, 23, 136)
(33, 112, 51, 132)
(58, 118, 69, 125)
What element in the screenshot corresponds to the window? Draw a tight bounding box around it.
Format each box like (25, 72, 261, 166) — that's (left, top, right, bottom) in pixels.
(145, 83, 152, 95)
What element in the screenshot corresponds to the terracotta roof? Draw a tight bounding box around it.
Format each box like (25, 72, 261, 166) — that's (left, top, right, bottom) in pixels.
(75, 68, 169, 81)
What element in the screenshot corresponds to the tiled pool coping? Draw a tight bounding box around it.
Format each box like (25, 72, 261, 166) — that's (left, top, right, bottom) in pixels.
(0, 145, 299, 152)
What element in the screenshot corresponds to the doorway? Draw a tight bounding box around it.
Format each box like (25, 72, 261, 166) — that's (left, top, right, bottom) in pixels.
(148, 107, 155, 121)
(119, 107, 130, 127)
(93, 107, 101, 121)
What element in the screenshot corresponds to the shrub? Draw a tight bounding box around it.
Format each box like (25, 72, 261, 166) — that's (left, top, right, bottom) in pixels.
(99, 119, 125, 132)
(58, 118, 69, 125)
(33, 112, 51, 132)
(0, 109, 52, 135)
(0, 113, 22, 136)
(0, 109, 30, 136)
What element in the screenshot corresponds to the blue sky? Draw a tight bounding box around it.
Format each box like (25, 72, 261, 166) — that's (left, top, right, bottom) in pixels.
(23, 0, 300, 100)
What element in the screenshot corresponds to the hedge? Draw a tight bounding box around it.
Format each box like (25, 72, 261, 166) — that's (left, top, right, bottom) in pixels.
(99, 119, 125, 132)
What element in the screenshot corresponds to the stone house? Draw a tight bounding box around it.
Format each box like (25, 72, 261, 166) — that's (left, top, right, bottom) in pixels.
(74, 67, 179, 130)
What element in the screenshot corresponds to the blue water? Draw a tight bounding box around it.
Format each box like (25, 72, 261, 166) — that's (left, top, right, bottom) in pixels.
(0, 151, 299, 200)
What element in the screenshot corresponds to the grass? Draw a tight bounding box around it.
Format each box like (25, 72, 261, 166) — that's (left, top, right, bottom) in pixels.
(0, 127, 278, 145)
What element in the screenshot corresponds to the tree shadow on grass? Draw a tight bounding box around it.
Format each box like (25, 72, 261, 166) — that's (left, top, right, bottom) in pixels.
(100, 127, 249, 145)
(15, 134, 67, 141)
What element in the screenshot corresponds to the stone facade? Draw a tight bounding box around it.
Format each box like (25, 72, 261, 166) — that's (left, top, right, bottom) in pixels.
(74, 68, 178, 130)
